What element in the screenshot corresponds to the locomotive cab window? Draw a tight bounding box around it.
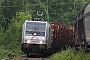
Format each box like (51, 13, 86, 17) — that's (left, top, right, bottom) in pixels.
(26, 22, 46, 36)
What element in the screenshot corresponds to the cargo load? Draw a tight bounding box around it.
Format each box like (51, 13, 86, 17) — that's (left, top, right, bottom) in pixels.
(50, 22, 74, 48)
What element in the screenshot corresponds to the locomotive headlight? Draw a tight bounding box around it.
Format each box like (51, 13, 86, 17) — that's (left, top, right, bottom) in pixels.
(34, 33, 37, 36)
(39, 41, 44, 44)
(25, 40, 31, 43)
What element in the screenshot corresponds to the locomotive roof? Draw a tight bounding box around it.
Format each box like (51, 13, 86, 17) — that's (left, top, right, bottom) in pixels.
(25, 20, 48, 23)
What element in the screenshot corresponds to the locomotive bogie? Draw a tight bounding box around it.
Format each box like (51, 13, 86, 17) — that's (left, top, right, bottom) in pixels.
(21, 44, 47, 54)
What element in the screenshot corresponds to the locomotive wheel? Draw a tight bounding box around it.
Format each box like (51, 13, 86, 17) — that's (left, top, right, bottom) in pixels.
(27, 54, 31, 57)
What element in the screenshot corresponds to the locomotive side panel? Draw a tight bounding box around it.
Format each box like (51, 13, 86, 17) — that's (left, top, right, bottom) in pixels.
(45, 22, 52, 49)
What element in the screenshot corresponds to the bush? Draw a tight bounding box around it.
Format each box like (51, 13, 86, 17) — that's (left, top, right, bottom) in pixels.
(50, 47, 90, 60)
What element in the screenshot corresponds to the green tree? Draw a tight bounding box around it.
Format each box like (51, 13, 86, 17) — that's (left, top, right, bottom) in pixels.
(0, 8, 7, 30)
(48, 0, 87, 25)
(3, 12, 32, 57)
(1, 0, 24, 30)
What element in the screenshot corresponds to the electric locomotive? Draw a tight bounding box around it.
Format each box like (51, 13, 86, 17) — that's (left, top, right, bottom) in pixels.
(21, 18, 52, 55)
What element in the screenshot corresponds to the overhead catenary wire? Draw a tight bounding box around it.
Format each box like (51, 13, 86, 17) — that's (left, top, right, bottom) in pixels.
(0, 1, 86, 15)
(0, 2, 87, 8)
(0, 4, 24, 8)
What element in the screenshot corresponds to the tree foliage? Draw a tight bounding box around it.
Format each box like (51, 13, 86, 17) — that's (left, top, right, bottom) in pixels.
(0, 0, 89, 26)
(0, 12, 31, 58)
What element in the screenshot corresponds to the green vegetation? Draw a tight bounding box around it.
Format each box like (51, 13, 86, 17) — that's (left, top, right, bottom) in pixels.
(0, 12, 31, 59)
(0, 0, 90, 59)
(50, 47, 90, 60)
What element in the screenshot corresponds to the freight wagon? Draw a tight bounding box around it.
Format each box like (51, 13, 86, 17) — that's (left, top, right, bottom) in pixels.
(50, 22, 74, 51)
(74, 1, 90, 50)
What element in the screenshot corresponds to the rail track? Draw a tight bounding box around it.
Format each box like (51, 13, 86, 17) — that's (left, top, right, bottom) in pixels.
(1, 56, 49, 60)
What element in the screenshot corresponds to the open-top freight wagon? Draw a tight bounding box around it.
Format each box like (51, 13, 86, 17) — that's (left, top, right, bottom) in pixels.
(50, 22, 74, 51)
(74, 1, 90, 50)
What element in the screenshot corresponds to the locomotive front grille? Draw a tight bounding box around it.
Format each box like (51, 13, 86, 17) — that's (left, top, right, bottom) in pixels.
(29, 44, 46, 49)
